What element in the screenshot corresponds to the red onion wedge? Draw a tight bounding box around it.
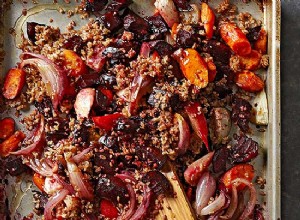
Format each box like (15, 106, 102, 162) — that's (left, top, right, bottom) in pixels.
(140, 42, 151, 58)
(220, 185, 238, 219)
(44, 189, 69, 220)
(195, 172, 216, 215)
(25, 157, 58, 177)
(128, 73, 153, 114)
(65, 154, 94, 200)
(117, 87, 130, 102)
(130, 184, 152, 220)
(201, 191, 226, 216)
(184, 151, 214, 186)
(72, 147, 93, 164)
(44, 176, 64, 195)
(154, 0, 179, 28)
(232, 178, 257, 220)
(12, 115, 45, 155)
(20, 52, 67, 110)
(174, 113, 190, 155)
(116, 174, 137, 220)
(231, 192, 245, 220)
(53, 174, 75, 194)
(74, 88, 95, 119)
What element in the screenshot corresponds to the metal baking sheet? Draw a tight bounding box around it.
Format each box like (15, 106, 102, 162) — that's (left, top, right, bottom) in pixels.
(0, 0, 281, 219)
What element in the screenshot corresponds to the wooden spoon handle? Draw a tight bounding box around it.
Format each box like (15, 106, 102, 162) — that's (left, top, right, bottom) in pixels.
(157, 161, 196, 220)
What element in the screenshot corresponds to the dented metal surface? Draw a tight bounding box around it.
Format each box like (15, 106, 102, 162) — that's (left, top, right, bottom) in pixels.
(0, 0, 280, 219)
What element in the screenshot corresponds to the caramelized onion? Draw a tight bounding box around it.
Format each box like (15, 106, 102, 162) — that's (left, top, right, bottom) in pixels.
(72, 147, 93, 164)
(231, 178, 257, 220)
(12, 115, 45, 155)
(26, 157, 58, 177)
(130, 184, 152, 220)
(221, 185, 238, 219)
(195, 172, 216, 215)
(44, 189, 69, 220)
(66, 155, 94, 200)
(174, 113, 190, 155)
(201, 191, 226, 216)
(20, 52, 67, 110)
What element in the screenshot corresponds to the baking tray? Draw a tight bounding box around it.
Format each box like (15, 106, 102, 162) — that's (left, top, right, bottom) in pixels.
(0, 0, 281, 219)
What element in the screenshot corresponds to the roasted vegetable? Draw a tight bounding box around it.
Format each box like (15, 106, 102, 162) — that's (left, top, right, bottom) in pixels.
(220, 22, 252, 56)
(235, 70, 265, 92)
(0, 131, 26, 157)
(2, 68, 26, 99)
(201, 2, 215, 39)
(174, 48, 208, 88)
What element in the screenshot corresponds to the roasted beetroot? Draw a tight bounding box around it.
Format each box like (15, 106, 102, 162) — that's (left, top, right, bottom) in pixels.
(135, 145, 167, 170)
(99, 11, 122, 33)
(145, 14, 169, 35)
(176, 29, 198, 48)
(63, 36, 84, 54)
(142, 171, 173, 197)
(230, 134, 258, 163)
(46, 117, 69, 144)
(105, 0, 132, 12)
(102, 46, 126, 64)
(231, 97, 252, 133)
(213, 146, 228, 173)
(100, 71, 117, 88)
(94, 150, 117, 175)
(34, 96, 53, 117)
(27, 22, 45, 43)
(96, 175, 128, 205)
(123, 11, 149, 38)
(84, 0, 108, 12)
(203, 40, 231, 64)
(76, 73, 102, 89)
(149, 40, 174, 56)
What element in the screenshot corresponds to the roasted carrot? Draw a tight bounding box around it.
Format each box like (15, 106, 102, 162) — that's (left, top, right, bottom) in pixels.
(254, 28, 268, 54)
(2, 68, 26, 99)
(220, 22, 252, 56)
(174, 48, 208, 88)
(63, 50, 88, 77)
(201, 2, 215, 39)
(0, 117, 15, 140)
(0, 131, 26, 157)
(239, 50, 262, 71)
(235, 70, 264, 92)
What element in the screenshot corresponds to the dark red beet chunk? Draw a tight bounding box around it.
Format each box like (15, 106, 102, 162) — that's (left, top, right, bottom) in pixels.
(176, 29, 198, 48)
(231, 97, 252, 133)
(84, 0, 108, 12)
(149, 40, 174, 56)
(123, 11, 149, 38)
(63, 36, 84, 54)
(109, 38, 140, 52)
(46, 117, 70, 144)
(173, 0, 192, 11)
(96, 175, 128, 205)
(5, 158, 28, 176)
(94, 150, 117, 175)
(72, 120, 91, 144)
(99, 135, 118, 150)
(246, 26, 262, 42)
(142, 171, 174, 197)
(99, 11, 122, 33)
(27, 22, 45, 43)
(100, 72, 117, 88)
(169, 57, 184, 80)
(230, 134, 258, 163)
(203, 40, 231, 64)
(102, 46, 126, 64)
(213, 146, 228, 173)
(76, 73, 102, 89)
(135, 145, 167, 170)
(145, 14, 168, 35)
(105, 0, 132, 12)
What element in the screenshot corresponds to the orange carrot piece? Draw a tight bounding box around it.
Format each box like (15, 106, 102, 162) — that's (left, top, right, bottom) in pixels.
(201, 2, 215, 39)
(2, 68, 26, 100)
(235, 70, 264, 93)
